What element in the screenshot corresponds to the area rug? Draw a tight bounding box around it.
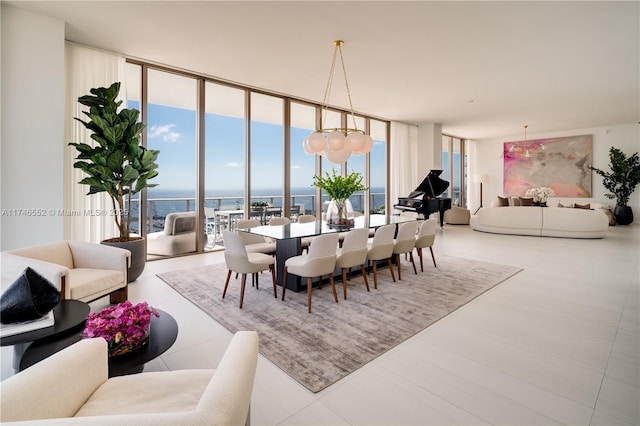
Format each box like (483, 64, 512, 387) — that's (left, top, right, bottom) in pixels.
(157, 255, 521, 392)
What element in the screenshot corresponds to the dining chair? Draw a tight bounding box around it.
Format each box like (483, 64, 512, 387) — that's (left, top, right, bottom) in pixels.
(291, 215, 315, 251)
(205, 207, 226, 245)
(392, 221, 419, 280)
(414, 218, 438, 271)
(268, 216, 290, 226)
(289, 205, 301, 222)
(235, 219, 276, 254)
(264, 206, 282, 222)
(281, 233, 340, 313)
(366, 224, 396, 289)
(335, 227, 370, 299)
(296, 214, 317, 224)
(221, 231, 277, 308)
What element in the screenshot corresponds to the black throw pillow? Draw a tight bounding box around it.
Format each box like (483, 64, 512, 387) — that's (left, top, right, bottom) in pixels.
(0, 267, 61, 323)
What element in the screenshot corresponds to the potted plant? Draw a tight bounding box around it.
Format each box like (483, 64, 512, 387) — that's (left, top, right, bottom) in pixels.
(313, 170, 367, 229)
(69, 82, 160, 281)
(590, 147, 640, 225)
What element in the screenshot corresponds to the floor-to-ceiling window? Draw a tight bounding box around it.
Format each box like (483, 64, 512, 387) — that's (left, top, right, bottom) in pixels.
(346, 115, 367, 214)
(250, 93, 284, 214)
(127, 59, 390, 256)
(370, 119, 387, 213)
(146, 69, 198, 242)
(290, 102, 318, 216)
(204, 81, 246, 212)
(442, 134, 468, 207)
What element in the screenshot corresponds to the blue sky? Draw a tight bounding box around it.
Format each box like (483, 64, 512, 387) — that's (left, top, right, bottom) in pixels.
(130, 101, 386, 194)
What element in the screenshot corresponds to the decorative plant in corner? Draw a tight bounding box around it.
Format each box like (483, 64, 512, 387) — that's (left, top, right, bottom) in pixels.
(69, 82, 160, 280)
(313, 170, 367, 229)
(590, 147, 640, 225)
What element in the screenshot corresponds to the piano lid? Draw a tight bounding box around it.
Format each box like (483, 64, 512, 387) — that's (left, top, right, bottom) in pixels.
(412, 169, 450, 198)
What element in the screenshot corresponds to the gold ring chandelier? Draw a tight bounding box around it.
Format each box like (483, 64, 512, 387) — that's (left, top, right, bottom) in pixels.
(303, 40, 373, 163)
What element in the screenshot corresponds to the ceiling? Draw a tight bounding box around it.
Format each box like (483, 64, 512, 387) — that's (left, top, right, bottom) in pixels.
(6, 0, 639, 140)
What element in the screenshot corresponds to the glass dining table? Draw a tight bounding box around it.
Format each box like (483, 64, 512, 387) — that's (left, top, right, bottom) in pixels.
(237, 214, 418, 292)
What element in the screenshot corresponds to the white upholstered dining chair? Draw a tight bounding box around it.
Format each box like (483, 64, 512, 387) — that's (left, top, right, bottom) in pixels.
(222, 231, 277, 308)
(392, 221, 419, 280)
(414, 218, 438, 271)
(335, 227, 370, 299)
(235, 219, 276, 255)
(281, 232, 340, 313)
(366, 224, 396, 289)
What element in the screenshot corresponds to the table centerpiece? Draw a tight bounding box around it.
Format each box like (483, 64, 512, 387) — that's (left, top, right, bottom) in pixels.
(83, 300, 159, 357)
(525, 186, 555, 207)
(313, 170, 367, 230)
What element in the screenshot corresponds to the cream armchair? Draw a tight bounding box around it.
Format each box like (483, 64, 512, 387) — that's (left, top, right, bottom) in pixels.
(0, 331, 259, 425)
(1, 240, 130, 303)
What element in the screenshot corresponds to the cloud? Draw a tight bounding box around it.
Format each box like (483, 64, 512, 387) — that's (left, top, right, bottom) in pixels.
(149, 124, 180, 142)
(226, 161, 240, 168)
(292, 165, 302, 169)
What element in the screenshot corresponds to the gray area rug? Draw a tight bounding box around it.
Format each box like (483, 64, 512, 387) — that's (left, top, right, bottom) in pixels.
(157, 255, 521, 392)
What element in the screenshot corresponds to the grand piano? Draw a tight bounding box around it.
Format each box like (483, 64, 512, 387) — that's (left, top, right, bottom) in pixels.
(394, 169, 452, 227)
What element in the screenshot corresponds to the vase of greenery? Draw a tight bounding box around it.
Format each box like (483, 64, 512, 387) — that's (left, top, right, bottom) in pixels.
(69, 82, 160, 281)
(313, 170, 367, 229)
(590, 147, 640, 225)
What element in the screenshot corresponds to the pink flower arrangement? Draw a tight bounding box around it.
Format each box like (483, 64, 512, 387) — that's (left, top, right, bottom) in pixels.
(84, 301, 159, 351)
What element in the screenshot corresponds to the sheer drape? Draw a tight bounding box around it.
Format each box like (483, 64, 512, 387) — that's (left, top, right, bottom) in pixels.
(390, 122, 419, 211)
(64, 43, 125, 242)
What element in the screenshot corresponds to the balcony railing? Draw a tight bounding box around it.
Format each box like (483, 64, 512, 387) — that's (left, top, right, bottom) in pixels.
(129, 192, 386, 234)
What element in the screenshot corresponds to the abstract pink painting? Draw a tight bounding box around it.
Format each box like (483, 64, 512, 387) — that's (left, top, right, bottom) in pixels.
(503, 134, 592, 197)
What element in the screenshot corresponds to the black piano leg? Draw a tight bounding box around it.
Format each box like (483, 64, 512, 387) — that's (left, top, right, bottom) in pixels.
(439, 210, 445, 227)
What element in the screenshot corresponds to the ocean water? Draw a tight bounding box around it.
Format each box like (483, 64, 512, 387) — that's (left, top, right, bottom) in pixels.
(130, 187, 386, 233)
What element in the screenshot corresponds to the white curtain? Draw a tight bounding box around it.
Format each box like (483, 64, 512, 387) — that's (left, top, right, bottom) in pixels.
(64, 43, 125, 243)
(390, 122, 419, 212)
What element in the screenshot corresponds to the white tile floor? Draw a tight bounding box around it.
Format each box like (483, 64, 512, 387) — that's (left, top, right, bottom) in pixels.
(2, 224, 638, 425)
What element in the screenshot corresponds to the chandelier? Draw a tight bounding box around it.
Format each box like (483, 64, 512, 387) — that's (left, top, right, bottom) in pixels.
(303, 40, 373, 163)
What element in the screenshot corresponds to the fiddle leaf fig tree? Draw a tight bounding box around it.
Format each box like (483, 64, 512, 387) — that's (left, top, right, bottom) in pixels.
(69, 82, 159, 241)
(590, 147, 640, 206)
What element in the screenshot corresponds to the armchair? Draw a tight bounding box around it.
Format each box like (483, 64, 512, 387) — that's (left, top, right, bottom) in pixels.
(1, 241, 130, 303)
(0, 331, 259, 425)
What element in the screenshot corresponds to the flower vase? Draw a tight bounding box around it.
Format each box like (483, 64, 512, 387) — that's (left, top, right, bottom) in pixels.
(326, 198, 354, 230)
(108, 324, 150, 357)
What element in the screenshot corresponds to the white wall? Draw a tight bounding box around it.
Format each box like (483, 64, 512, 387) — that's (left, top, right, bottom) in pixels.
(1, 5, 65, 250)
(470, 123, 640, 213)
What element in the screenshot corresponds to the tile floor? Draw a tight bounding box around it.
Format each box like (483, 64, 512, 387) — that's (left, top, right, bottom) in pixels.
(2, 224, 638, 425)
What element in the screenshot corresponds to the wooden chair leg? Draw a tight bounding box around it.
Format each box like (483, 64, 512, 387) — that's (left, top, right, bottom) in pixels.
(270, 265, 277, 298)
(255, 273, 259, 289)
(417, 247, 424, 272)
(222, 270, 232, 299)
(360, 265, 370, 291)
(429, 247, 437, 268)
(388, 258, 396, 282)
(409, 251, 417, 274)
(307, 277, 313, 313)
(239, 274, 247, 309)
(329, 274, 338, 303)
(372, 261, 378, 289)
(396, 254, 402, 281)
(342, 268, 348, 300)
(281, 267, 288, 301)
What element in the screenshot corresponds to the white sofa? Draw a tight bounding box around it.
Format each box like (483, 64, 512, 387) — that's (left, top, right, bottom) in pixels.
(470, 205, 609, 238)
(1, 241, 130, 303)
(0, 331, 259, 425)
(147, 211, 197, 256)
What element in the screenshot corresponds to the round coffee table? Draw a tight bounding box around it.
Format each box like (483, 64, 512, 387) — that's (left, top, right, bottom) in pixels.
(19, 309, 178, 377)
(1, 300, 90, 371)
